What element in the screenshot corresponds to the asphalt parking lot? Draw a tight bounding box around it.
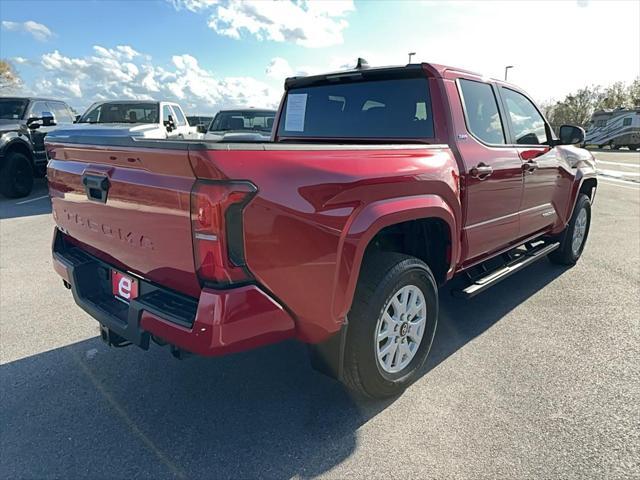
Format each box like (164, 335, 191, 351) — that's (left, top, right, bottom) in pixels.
(1, 151, 639, 479)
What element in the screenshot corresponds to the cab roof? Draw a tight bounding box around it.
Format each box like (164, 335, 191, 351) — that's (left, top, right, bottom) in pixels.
(0, 96, 66, 103)
(284, 62, 484, 90)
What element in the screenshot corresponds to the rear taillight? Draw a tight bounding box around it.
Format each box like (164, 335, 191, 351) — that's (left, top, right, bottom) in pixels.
(190, 181, 257, 285)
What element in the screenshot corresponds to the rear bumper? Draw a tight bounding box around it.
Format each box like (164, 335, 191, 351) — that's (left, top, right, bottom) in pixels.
(52, 229, 295, 356)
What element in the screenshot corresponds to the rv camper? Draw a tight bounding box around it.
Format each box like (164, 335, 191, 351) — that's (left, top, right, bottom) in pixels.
(584, 108, 640, 150)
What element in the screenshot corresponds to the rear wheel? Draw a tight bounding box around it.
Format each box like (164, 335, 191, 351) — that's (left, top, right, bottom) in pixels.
(549, 193, 591, 265)
(342, 253, 438, 398)
(0, 152, 34, 198)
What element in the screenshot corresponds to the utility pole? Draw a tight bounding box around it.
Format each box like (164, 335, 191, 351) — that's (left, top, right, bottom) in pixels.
(408, 52, 416, 63)
(504, 65, 514, 81)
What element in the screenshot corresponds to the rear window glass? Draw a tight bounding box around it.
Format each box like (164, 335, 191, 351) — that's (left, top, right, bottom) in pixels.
(210, 111, 275, 132)
(277, 78, 433, 139)
(80, 103, 159, 124)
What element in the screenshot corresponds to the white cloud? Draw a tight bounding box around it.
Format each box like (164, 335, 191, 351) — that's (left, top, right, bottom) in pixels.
(93, 45, 140, 61)
(168, 0, 354, 47)
(20, 45, 280, 114)
(169, 0, 219, 12)
(209, 0, 354, 47)
(266, 57, 294, 79)
(1, 20, 53, 41)
(264, 54, 372, 84)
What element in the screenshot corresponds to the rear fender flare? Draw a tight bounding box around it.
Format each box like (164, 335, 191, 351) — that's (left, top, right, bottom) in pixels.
(331, 194, 458, 323)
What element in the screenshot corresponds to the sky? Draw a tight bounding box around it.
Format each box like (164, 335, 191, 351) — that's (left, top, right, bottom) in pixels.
(1, 0, 638, 115)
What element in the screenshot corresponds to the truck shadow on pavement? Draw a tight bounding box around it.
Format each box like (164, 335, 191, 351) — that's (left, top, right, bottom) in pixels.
(0, 261, 567, 479)
(0, 180, 51, 220)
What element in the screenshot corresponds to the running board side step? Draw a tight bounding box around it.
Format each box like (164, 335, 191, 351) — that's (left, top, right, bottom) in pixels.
(453, 242, 560, 299)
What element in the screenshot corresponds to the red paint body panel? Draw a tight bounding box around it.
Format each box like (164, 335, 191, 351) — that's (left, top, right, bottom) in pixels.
(190, 146, 460, 341)
(47, 62, 597, 355)
(140, 285, 295, 356)
(48, 144, 201, 297)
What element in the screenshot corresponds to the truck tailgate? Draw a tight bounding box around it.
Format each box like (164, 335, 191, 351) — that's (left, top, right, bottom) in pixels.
(47, 141, 200, 298)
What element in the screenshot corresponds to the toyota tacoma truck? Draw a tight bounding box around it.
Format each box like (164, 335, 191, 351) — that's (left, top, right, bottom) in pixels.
(46, 63, 597, 398)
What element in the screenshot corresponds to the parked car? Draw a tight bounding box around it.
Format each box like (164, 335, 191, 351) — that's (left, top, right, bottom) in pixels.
(0, 96, 75, 198)
(203, 109, 276, 141)
(46, 62, 596, 398)
(76, 100, 197, 139)
(584, 107, 640, 150)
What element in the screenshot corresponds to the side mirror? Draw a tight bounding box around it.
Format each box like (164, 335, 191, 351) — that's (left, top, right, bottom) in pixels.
(28, 112, 57, 129)
(196, 124, 207, 134)
(74, 115, 81, 123)
(163, 115, 175, 132)
(41, 112, 56, 127)
(26, 117, 41, 129)
(558, 125, 585, 145)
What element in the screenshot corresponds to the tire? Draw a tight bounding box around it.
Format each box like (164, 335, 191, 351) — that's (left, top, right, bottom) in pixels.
(549, 193, 591, 265)
(0, 152, 34, 198)
(342, 252, 438, 398)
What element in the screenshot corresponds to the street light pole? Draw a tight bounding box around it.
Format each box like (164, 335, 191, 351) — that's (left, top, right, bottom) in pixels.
(408, 52, 416, 63)
(504, 65, 514, 81)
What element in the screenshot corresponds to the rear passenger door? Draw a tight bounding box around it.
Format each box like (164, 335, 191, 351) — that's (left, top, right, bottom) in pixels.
(498, 87, 563, 239)
(456, 78, 524, 264)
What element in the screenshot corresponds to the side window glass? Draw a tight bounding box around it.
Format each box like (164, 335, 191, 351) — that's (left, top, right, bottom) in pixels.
(83, 104, 101, 122)
(48, 102, 73, 123)
(162, 105, 174, 122)
(501, 88, 548, 145)
(172, 106, 187, 126)
(458, 79, 505, 145)
(29, 101, 49, 119)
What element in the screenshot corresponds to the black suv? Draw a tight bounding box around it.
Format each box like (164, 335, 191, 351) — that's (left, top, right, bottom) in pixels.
(0, 97, 76, 198)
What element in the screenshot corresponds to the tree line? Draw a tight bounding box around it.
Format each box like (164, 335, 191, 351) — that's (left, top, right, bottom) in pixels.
(542, 78, 640, 129)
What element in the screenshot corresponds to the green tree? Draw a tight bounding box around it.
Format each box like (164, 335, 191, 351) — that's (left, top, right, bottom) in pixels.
(627, 77, 640, 107)
(545, 86, 600, 128)
(544, 77, 639, 129)
(598, 81, 628, 110)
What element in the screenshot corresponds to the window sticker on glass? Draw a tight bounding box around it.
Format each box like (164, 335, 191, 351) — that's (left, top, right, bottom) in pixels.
(285, 93, 307, 132)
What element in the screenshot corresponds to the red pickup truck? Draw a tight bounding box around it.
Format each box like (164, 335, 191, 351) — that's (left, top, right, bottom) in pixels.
(47, 63, 596, 398)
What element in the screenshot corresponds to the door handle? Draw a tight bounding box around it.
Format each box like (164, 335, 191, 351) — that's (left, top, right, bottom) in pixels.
(522, 160, 539, 173)
(470, 163, 493, 180)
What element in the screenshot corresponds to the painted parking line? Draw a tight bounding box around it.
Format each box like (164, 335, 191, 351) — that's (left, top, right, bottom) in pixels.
(598, 169, 640, 178)
(598, 178, 640, 190)
(15, 195, 49, 205)
(597, 160, 640, 168)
